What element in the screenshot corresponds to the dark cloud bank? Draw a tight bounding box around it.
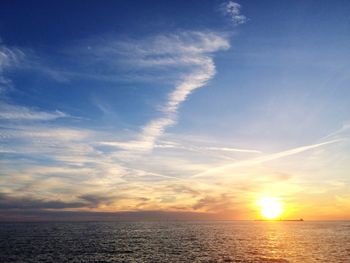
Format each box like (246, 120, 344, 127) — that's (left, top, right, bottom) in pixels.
(0, 193, 221, 222)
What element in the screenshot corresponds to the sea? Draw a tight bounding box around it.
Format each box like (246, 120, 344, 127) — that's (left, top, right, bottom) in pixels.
(0, 221, 349, 262)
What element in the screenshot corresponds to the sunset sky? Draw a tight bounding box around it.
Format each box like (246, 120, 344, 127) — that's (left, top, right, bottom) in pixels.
(1, 0, 350, 221)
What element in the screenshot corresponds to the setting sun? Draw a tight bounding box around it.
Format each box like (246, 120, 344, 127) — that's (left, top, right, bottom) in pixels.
(258, 197, 283, 220)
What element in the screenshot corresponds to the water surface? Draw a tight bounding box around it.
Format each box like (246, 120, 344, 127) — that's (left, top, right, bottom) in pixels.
(0, 221, 349, 262)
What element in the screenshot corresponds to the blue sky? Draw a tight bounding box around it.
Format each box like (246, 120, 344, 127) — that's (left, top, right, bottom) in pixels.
(1, 0, 350, 220)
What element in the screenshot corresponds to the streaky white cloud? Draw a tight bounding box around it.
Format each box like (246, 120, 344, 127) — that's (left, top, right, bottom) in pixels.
(0, 126, 91, 140)
(153, 140, 261, 163)
(321, 121, 350, 140)
(0, 102, 69, 121)
(0, 127, 97, 172)
(0, 42, 71, 122)
(155, 141, 261, 154)
(112, 31, 230, 58)
(202, 146, 261, 154)
(0, 43, 26, 93)
(164, 59, 215, 113)
(0, 45, 25, 74)
(100, 31, 230, 154)
(221, 1, 247, 25)
(192, 139, 344, 178)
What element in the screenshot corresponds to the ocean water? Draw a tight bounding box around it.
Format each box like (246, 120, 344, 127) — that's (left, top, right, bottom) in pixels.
(0, 221, 349, 263)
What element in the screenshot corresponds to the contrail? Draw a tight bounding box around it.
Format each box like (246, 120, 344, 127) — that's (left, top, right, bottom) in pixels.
(192, 139, 343, 178)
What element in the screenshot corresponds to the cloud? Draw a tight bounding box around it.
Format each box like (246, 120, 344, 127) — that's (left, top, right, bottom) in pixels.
(0, 42, 71, 122)
(78, 193, 119, 208)
(0, 44, 26, 97)
(100, 32, 229, 154)
(193, 194, 235, 211)
(221, 1, 247, 25)
(0, 102, 69, 121)
(321, 121, 350, 140)
(0, 192, 86, 210)
(155, 141, 261, 154)
(0, 45, 25, 78)
(193, 139, 343, 178)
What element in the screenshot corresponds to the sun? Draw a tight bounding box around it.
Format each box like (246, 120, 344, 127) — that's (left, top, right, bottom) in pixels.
(258, 197, 283, 220)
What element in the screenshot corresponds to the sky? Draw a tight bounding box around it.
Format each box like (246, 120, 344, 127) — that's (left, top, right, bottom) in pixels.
(0, 0, 350, 221)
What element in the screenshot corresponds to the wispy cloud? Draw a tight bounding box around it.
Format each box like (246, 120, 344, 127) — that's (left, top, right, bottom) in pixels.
(321, 122, 350, 140)
(221, 1, 247, 25)
(151, 141, 261, 163)
(0, 43, 26, 95)
(0, 42, 71, 122)
(100, 32, 229, 153)
(193, 139, 343, 178)
(202, 146, 261, 154)
(0, 44, 25, 80)
(155, 140, 261, 154)
(0, 102, 69, 121)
